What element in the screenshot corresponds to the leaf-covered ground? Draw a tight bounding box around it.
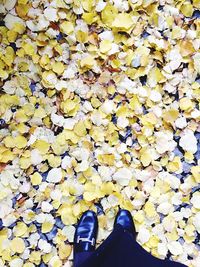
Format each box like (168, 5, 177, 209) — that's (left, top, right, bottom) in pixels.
(0, 0, 200, 266)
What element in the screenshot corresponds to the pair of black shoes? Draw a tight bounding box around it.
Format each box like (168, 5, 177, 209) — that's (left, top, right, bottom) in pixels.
(74, 209, 136, 256)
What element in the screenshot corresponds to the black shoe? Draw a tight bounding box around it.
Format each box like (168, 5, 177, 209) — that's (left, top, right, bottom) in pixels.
(74, 210, 98, 255)
(114, 209, 137, 238)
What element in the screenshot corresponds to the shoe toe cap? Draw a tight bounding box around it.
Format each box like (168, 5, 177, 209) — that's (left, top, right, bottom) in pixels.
(74, 210, 98, 241)
(114, 209, 136, 235)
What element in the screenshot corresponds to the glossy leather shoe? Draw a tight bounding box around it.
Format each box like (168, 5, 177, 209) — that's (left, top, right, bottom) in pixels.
(114, 209, 137, 238)
(74, 210, 98, 254)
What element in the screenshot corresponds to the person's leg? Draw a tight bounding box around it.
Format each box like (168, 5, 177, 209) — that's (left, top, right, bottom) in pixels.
(73, 211, 98, 267)
(78, 224, 187, 267)
(73, 209, 187, 267)
(77, 224, 125, 267)
(73, 251, 94, 267)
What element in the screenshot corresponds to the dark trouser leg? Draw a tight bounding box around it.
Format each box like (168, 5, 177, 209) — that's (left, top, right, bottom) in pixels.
(77, 225, 187, 267)
(73, 251, 94, 267)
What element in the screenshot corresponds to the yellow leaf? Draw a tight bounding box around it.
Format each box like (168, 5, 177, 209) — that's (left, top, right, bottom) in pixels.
(15, 109, 29, 123)
(81, 0, 94, 12)
(47, 154, 61, 168)
(4, 135, 27, 149)
(97, 154, 115, 166)
(10, 238, 25, 253)
(100, 40, 112, 53)
(34, 107, 46, 119)
(89, 127, 105, 142)
(149, 67, 164, 83)
(52, 62, 65, 75)
(59, 243, 72, 260)
(73, 120, 87, 137)
(134, 210, 145, 224)
(180, 40, 195, 57)
(61, 212, 77, 225)
(129, 96, 141, 111)
(60, 21, 74, 34)
(23, 43, 35, 56)
(13, 23, 26, 34)
(146, 236, 160, 248)
(16, 3, 30, 18)
(15, 135, 27, 148)
(29, 251, 41, 265)
(32, 140, 50, 154)
(19, 157, 31, 169)
(13, 222, 28, 237)
(4, 136, 15, 148)
(101, 4, 118, 26)
(23, 264, 35, 267)
(144, 201, 157, 218)
(76, 30, 89, 43)
(163, 109, 179, 124)
(42, 70, 57, 88)
(30, 172, 42, 185)
(80, 55, 96, 68)
(112, 13, 134, 30)
(0, 150, 15, 163)
(180, 3, 193, 17)
(91, 97, 102, 108)
(83, 191, 96, 201)
(193, 0, 200, 8)
(41, 222, 53, 233)
(179, 97, 194, 111)
(82, 12, 97, 25)
(140, 148, 152, 167)
(100, 182, 115, 195)
(18, 0, 28, 4)
(116, 106, 129, 117)
(191, 166, 200, 183)
(64, 130, 79, 144)
(167, 157, 182, 172)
